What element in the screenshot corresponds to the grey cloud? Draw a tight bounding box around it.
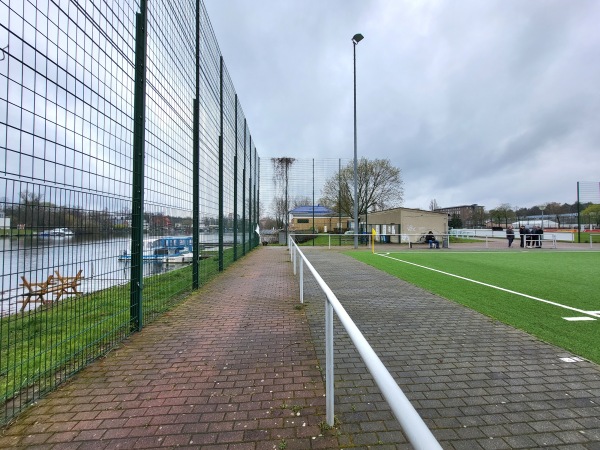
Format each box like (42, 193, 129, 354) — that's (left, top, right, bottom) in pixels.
(205, 0, 600, 210)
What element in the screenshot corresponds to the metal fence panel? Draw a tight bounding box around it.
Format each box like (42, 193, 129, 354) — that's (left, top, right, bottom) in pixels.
(260, 158, 351, 236)
(0, 0, 259, 425)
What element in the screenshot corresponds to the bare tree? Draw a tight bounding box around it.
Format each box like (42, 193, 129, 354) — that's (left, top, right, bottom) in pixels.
(12, 190, 44, 229)
(493, 203, 515, 227)
(320, 158, 403, 218)
(271, 157, 295, 231)
(545, 202, 564, 228)
(429, 199, 440, 211)
(291, 196, 312, 209)
(514, 206, 528, 224)
(272, 197, 287, 229)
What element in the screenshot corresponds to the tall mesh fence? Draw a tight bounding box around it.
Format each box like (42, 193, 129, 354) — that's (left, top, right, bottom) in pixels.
(0, 0, 259, 425)
(577, 181, 600, 239)
(259, 158, 352, 237)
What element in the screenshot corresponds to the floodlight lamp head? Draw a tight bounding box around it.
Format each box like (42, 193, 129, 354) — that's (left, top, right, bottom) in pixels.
(352, 33, 364, 45)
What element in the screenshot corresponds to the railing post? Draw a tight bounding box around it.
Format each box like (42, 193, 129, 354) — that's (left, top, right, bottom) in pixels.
(299, 259, 304, 304)
(325, 298, 334, 426)
(293, 245, 297, 275)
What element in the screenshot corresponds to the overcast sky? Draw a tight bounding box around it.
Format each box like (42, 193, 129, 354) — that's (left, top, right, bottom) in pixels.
(204, 0, 600, 211)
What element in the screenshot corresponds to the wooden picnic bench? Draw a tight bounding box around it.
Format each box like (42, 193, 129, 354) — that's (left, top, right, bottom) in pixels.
(19, 275, 60, 311)
(54, 269, 83, 297)
(19, 270, 84, 312)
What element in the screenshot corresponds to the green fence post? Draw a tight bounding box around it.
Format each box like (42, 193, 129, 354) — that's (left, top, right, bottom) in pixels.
(218, 56, 224, 271)
(192, 0, 200, 289)
(193, 96, 200, 288)
(242, 119, 247, 255)
(249, 137, 253, 249)
(234, 95, 238, 261)
(130, 2, 148, 332)
(254, 153, 258, 248)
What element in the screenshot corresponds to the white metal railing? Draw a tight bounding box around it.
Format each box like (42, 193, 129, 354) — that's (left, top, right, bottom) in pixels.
(288, 231, 571, 250)
(288, 238, 442, 449)
(288, 232, 368, 249)
(450, 228, 576, 242)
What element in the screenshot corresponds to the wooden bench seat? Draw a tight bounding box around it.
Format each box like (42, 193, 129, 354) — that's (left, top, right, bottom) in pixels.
(409, 241, 432, 248)
(409, 236, 431, 248)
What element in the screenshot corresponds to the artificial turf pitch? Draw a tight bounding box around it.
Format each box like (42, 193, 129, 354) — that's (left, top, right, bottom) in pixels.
(348, 250, 600, 364)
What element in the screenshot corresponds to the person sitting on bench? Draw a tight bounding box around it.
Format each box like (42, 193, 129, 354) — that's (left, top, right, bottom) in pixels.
(425, 231, 440, 249)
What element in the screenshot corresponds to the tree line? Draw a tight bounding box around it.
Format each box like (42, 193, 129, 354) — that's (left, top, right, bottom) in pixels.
(485, 202, 598, 228)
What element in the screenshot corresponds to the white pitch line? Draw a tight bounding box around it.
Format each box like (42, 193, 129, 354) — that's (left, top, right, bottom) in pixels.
(376, 253, 600, 319)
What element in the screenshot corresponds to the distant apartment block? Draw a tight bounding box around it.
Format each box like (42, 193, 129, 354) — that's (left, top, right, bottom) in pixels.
(435, 204, 485, 228)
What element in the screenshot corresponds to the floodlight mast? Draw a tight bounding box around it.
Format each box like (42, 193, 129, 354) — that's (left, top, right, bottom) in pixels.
(352, 33, 363, 249)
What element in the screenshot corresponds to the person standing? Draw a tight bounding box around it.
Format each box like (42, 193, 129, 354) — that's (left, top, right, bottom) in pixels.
(525, 226, 533, 248)
(506, 225, 515, 248)
(519, 225, 526, 248)
(535, 225, 544, 248)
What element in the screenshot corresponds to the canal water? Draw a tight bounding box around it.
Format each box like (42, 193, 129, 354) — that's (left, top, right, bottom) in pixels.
(0, 233, 233, 316)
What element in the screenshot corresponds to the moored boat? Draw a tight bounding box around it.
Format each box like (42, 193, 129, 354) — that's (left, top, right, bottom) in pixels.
(162, 251, 194, 264)
(38, 228, 75, 237)
(118, 236, 194, 263)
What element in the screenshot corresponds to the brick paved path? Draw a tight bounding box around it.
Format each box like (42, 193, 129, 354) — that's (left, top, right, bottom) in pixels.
(300, 247, 600, 450)
(0, 247, 338, 450)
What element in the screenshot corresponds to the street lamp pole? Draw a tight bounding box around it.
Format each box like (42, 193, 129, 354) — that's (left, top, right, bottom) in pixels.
(539, 203, 547, 229)
(352, 33, 363, 249)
